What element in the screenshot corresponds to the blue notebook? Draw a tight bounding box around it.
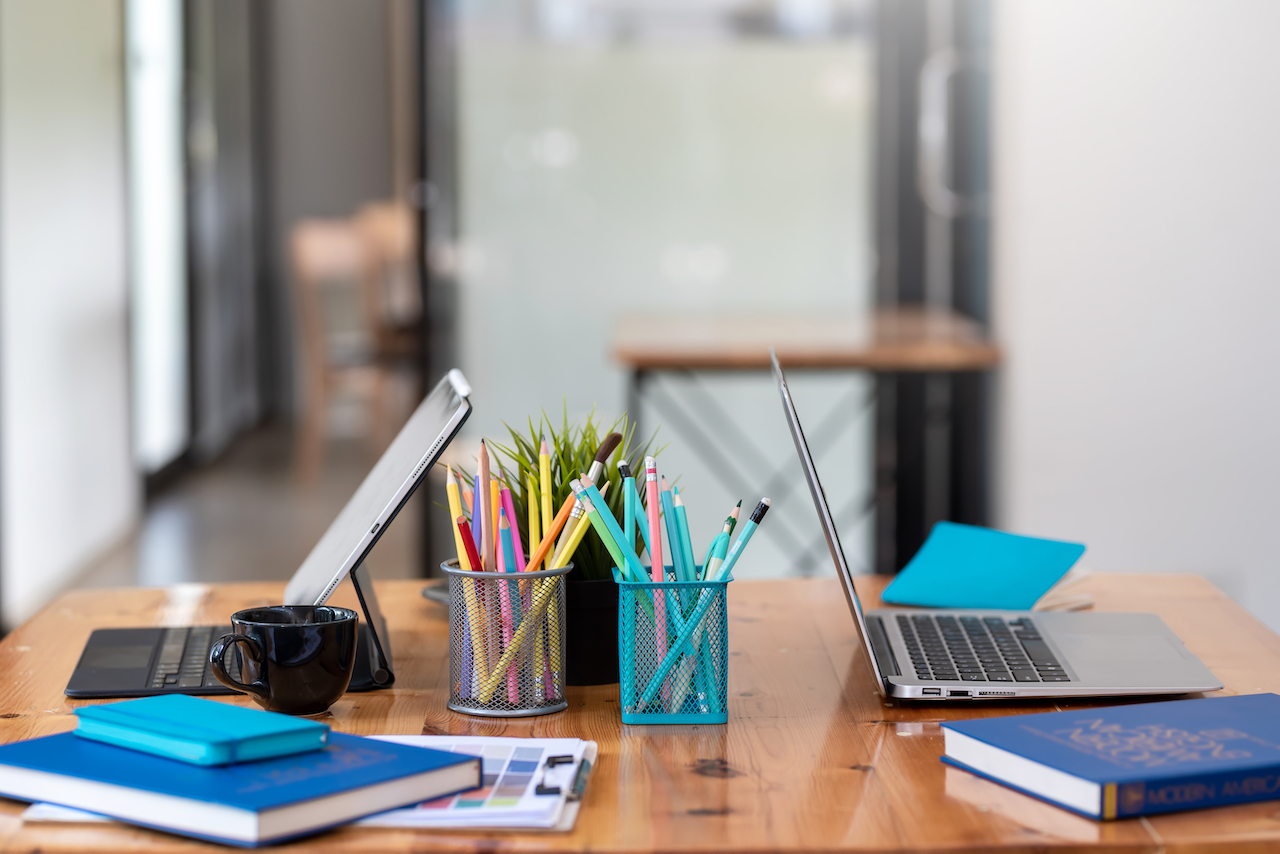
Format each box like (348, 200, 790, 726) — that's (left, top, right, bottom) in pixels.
(943, 694, 1280, 819)
(882, 522, 1085, 610)
(75, 695, 329, 765)
(0, 731, 480, 846)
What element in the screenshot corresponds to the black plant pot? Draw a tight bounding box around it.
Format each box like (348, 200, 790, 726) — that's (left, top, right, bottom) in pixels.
(565, 578, 619, 685)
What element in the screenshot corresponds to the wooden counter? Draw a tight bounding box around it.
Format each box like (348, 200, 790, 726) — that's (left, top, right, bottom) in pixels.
(0, 573, 1275, 852)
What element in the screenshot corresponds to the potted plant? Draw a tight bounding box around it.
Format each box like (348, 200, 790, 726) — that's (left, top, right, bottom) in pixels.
(486, 410, 660, 685)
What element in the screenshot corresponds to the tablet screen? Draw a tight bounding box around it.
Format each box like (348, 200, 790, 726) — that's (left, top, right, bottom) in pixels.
(283, 371, 471, 606)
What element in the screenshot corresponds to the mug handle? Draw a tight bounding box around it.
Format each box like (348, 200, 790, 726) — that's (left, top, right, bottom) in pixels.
(209, 634, 269, 699)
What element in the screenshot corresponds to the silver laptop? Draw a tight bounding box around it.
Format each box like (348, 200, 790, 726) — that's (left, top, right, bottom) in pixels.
(773, 351, 1221, 701)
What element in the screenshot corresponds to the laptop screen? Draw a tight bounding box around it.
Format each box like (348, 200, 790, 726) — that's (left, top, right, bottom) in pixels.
(772, 351, 886, 695)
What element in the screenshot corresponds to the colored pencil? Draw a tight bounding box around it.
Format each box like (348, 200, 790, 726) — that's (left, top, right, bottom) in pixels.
(478, 442, 493, 573)
(497, 468, 526, 573)
(570, 479, 647, 583)
(539, 435, 552, 561)
(554, 432, 622, 560)
(490, 477, 501, 561)
(476, 572, 559, 704)
(455, 516, 489, 686)
(526, 471, 542, 570)
(445, 466, 469, 571)
(659, 477, 685, 582)
(637, 499, 770, 710)
(526, 493, 577, 573)
(620, 461, 636, 557)
(470, 473, 482, 556)
(703, 502, 740, 580)
(644, 456, 668, 681)
(552, 482, 609, 570)
(443, 478, 473, 699)
(458, 469, 474, 518)
(715, 498, 771, 581)
(673, 486, 696, 582)
(499, 510, 521, 703)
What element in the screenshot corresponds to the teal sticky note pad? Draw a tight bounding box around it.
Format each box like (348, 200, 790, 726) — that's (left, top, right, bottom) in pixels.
(881, 522, 1086, 610)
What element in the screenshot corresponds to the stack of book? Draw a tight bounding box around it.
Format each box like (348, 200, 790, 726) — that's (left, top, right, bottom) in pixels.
(0, 695, 480, 846)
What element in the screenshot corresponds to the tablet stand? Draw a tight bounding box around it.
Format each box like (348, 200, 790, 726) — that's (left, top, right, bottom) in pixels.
(347, 563, 395, 691)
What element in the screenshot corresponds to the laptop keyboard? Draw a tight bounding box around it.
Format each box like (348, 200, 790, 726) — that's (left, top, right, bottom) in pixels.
(150, 627, 222, 690)
(896, 615, 1070, 683)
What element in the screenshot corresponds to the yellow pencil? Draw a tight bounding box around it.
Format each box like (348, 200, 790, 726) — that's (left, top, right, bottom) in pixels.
(446, 465, 470, 572)
(490, 477, 501, 562)
(542, 481, 608, 697)
(539, 435, 552, 558)
(526, 471, 542, 571)
(551, 481, 609, 570)
(446, 466, 487, 692)
(477, 575, 558, 704)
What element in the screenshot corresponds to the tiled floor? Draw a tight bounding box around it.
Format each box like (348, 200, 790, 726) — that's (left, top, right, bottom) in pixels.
(75, 426, 425, 589)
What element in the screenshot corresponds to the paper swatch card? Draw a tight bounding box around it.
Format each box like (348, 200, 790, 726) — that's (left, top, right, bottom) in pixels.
(882, 522, 1085, 610)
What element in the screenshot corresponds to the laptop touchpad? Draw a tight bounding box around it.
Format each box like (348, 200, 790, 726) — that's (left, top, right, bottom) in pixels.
(1055, 633, 1182, 664)
(1045, 614, 1199, 686)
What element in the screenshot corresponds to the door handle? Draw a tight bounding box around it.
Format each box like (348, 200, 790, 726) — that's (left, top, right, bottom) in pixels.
(917, 49, 987, 218)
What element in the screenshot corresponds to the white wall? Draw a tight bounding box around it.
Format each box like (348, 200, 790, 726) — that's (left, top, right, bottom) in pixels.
(994, 1, 1280, 627)
(0, 0, 139, 625)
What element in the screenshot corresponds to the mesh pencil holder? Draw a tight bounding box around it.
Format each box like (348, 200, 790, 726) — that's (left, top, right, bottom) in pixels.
(442, 559, 570, 717)
(614, 566, 731, 725)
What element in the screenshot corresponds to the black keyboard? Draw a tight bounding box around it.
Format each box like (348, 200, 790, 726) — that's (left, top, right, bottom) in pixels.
(149, 627, 223, 690)
(895, 614, 1070, 683)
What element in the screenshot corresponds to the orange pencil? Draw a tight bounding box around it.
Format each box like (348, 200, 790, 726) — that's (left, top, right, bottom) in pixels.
(526, 494, 577, 574)
(458, 469, 474, 516)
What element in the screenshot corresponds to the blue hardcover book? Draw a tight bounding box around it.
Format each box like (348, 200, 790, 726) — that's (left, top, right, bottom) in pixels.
(75, 695, 330, 765)
(943, 693, 1280, 819)
(0, 731, 480, 846)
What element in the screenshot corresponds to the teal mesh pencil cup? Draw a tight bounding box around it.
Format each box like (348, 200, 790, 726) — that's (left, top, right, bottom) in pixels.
(614, 566, 731, 725)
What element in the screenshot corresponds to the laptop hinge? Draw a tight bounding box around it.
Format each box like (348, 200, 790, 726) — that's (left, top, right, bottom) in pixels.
(865, 615, 900, 678)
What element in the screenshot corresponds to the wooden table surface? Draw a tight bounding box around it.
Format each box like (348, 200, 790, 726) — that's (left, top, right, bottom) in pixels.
(611, 307, 1001, 372)
(0, 573, 1277, 853)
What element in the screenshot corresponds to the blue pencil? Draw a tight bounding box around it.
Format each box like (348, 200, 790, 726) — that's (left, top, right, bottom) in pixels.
(638, 499, 770, 710)
(659, 478, 683, 583)
(470, 473, 483, 557)
(672, 486, 696, 583)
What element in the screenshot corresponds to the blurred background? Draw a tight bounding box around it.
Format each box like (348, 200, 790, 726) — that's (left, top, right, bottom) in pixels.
(2, 0, 1278, 634)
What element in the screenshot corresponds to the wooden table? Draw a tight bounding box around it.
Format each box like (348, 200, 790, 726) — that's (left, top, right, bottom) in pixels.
(0, 573, 1277, 853)
(611, 307, 1000, 372)
(611, 307, 1001, 575)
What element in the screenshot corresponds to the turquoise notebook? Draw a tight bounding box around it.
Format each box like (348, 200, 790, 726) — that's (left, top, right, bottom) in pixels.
(882, 522, 1086, 610)
(74, 695, 329, 766)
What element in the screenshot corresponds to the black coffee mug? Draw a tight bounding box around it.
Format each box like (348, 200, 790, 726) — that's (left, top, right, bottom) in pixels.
(209, 606, 358, 715)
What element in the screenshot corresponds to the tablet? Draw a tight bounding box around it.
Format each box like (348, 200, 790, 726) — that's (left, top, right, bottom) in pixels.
(284, 368, 472, 607)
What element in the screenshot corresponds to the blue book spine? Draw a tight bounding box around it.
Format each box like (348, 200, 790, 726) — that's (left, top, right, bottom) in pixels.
(943, 755, 1280, 819)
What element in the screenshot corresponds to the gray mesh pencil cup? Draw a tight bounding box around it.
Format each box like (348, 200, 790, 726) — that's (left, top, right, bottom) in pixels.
(443, 559, 569, 716)
(615, 566, 731, 724)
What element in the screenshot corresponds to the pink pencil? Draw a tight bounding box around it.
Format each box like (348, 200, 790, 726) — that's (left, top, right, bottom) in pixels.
(644, 456, 668, 669)
(496, 469, 528, 573)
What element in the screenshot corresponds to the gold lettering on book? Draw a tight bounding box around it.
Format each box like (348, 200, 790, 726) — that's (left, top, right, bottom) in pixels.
(1047, 719, 1252, 768)
(1222, 775, 1280, 797)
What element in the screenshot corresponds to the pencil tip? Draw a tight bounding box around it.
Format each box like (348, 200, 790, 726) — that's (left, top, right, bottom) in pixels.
(735, 500, 742, 507)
